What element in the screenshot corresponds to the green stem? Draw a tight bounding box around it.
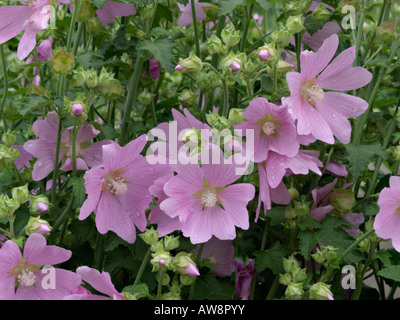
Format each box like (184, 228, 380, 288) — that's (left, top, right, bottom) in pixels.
(366, 95, 400, 196)
(50, 115, 63, 206)
(239, 4, 254, 52)
(119, 54, 145, 145)
(295, 32, 302, 73)
(94, 234, 105, 270)
(156, 270, 164, 300)
(190, 0, 200, 57)
(354, 0, 370, 65)
(0, 45, 8, 126)
(221, 78, 229, 118)
(133, 247, 152, 286)
(266, 275, 280, 300)
(351, 244, 375, 300)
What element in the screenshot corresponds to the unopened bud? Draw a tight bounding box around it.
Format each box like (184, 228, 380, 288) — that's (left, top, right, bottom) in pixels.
(71, 103, 84, 116)
(286, 14, 304, 34)
(206, 112, 231, 131)
(172, 252, 199, 276)
(285, 282, 304, 300)
(25, 216, 52, 236)
(179, 89, 198, 108)
(207, 34, 225, 55)
(288, 187, 300, 201)
(330, 189, 356, 213)
(29, 195, 50, 215)
(283, 255, 300, 274)
(228, 108, 246, 124)
(2, 130, 16, 146)
(11, 184, 29, 205)
(311, 4, 332, 24)
(258, 49, 270, 61)
(137, 89, 155, 106)
(164, 235, 180, 251)
(279, 272, 292, 286)
(292, 268, 307, 283)
(37, 202, 49, 214)
(51, 48, 74, 75)
(309, 282, 333, 300)
(271, 27, 293, 49)
(180, 274, 196, 286)
(377, 20, 398, 43)
(77, 0, 96, 22)
(139, 227, 159, 245)
(221, 26, 240, 47)
(175, 52, 203, 74)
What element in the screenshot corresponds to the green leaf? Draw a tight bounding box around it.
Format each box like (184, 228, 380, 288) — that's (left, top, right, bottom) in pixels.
(75, 51, 103, 69)
(193, 273, 235, 300)
(254, 242, 290, 274)
(137, 38, 176, 74)
(345, 142, 387, 179)
(266, 207, 286, 226)
(297, 214, 320, 231)
(92, 0, 106, 9)
(218, 0, 245, 16)
(67, 177, 86, 209)
(254, 0, 272, 11)
(68, 218, 97, 242)
(374, 250, 392, 267)
(122, 283, 150, 299)
(104, 232, 129, 251)
(377, 266, 400, 282)
(298, 230, 318, 260)
(19, 95, 51, 116)
(153, 3, 173, 25)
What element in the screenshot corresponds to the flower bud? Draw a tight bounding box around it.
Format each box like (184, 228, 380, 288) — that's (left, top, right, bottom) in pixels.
(279, 272, 292, 286)
(309, 282, 333, 300)
(288, 187, 300, 201)
(2, 130, 16, 146)
(222, 52, 242, 74)
(85, 68, 99, 89)
(180, 274, 196, 286)
(330, 189, 356, 213)
(179, 128, 201, 150)
(206, 112, 231, 131)
(0, 195, 20, 219)
(71, 103, 84, 117)
(284, 207, 297, 220)
(283, 255, 300, 274)
(311, 4, 332, 24)
(87, 17, 103, 36)
(141, 4, 154, 19)
(293, 201, 310, 217)
(228, 108, 246, 124)
(139, 227, 159, 245)
(137, 89, 155, 106)
(377, 20, 398, 43)
(311, 248, 325, 264)
(271, 27, 293, 49)
(292, 268, 307, 283)
(320, 245, 338, 262)
(25, 216, 52, 236)
(258, 49, 270, 61)
(156, 271, 170, 286)
(197, 72, 221, 92)
(164, 235, 180, 251)
(151, 249, 172, 272)
(29, 195, 50, 215)
(70, 66, 87, 87)
(51, 48, 74, 75)
(77, 0, 96, 22)
(285, 282, 304, 300)
(175, 52, 203, 74)
(101, 79, 124, 100)
(207, 34, 225, 55)
(0, 144, 20, 167)
(221, 26, 240, 47)
(11, 184, 30, 205)
(179, 89, 198, 108)
(172, 252, 199, 276)
(286, 14, 304, 34)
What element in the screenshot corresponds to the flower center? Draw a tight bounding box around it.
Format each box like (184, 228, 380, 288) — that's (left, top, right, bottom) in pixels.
(63, 140, 81, 159)
(201, 190, 218, 208)
(262, 121, 276, 136)
(301, 80, 325, 107)
(105, 174, 129, 196)
(17, 269, 36, 287)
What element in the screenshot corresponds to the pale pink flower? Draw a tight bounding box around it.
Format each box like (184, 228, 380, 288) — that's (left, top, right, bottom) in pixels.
(12, 144, 32, 172)
(284, 34, 372, 144)
(374, 176, 400, 252)
(79, 135, 169, 243)
(148, 173, 182, 237)
(177, 0, 211, 26)
(23, 112, 112, 181)
(96, 1, 136, 26)
(235, 97, 300, 162)
(0, 0, 52, 60)
(64, 266, 125, 300)
(256, 150, 322, 221)
(197, 237, 235, 277)
(0, 233, 81, 300)
(159, 144, 255, 244)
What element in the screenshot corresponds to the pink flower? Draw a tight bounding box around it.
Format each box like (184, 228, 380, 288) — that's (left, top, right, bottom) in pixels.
(302, 22, 341, 52)
(96, 1, 136, 26)
(23, 112, 112, 181)
(235, 97, 300, 163)
(79, 135, 169, 243)
(233, 258, 255, 300)
(0, 233, 81, 300)
(26, 37, 53, 64)
(159, 144, 255, 244)
(256, 150, 322, 221)
(284, 34, 372, 144)
(309, 178, 364, 236)
(197, 237, 235, 277)
(148, 173, 182, 237)
(0, 0, 52, 60)
(11, 144, 33, 172)
(374, 176, 400, 252)
(177, 0, 211, 26)
(64, 266, 125, 300)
